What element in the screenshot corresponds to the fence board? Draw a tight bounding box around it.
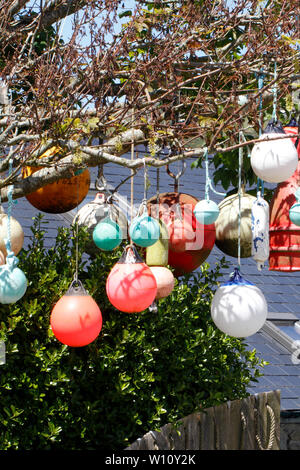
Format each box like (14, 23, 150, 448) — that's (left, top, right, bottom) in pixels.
(240, 394, 256, 449)
(199, 406, 215, 450)
(213, 401, 230, 450)
(227, 399, 242, 449)
(152, 424, 173, 450)
(184, 413, 201, 450)
(125, 390, 281, 451)
(167, 420, 186, 450)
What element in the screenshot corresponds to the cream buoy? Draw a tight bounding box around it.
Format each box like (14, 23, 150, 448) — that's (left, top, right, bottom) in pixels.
(148, 266, 175, 299)
(215, 190, 256, 258)
(0, 206, 24, 257)
(0, 250, 5, 265)
(211, 268, 267, 338)
(250, 120, 298, 183)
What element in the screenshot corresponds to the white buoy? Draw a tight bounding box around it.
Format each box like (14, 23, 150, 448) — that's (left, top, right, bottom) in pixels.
(250, 121, 298, 184)
(211, 268, 268, 338)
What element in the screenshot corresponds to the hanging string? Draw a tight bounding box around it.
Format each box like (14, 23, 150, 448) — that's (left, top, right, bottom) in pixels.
(156, 167, 160, 219)
(237, 133, 243, 271)
(204, 148, 210, 201)
(256, 70, 265, 197)
(203, 148, 226, 198)
(136, 158, 149, 217)
(143, 158, 148, 202)
(6, 159, 15, 254)
(130, 110, 135, 223)
(73, 168, 80, 284)
(272, 60, 278, 123)
(257, 72, 264, 137)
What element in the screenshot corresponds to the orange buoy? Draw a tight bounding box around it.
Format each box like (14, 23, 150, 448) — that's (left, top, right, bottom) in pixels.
(147, 192, 216, 276)
(23, 147, 90, 213)
(50, 280, 102, 347)
(269, 123, 300, 271)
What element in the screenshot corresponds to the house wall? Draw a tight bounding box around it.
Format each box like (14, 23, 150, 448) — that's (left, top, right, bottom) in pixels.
(280, 412, 300, 450)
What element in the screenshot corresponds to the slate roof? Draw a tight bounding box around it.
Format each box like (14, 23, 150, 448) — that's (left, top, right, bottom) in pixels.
(5, 152, 300, 411)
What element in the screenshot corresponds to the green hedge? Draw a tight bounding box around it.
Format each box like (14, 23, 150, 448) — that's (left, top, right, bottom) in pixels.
(0, 215, 266, 450)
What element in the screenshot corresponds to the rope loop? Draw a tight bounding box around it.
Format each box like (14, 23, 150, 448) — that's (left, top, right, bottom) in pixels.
(255, 404, 276, 451)
(203, 148, 226, 199)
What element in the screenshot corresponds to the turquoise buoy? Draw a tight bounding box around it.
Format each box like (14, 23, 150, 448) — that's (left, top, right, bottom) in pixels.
(93, 217, 123, 251)
(289, 188, 300, 227)
(129, 213, 160, 247)
(193, 199, 219, 225)
(0, 251, 27, 304)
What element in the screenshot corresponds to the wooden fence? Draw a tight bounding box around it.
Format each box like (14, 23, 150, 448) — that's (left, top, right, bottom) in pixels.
(125, 390, 280, 451)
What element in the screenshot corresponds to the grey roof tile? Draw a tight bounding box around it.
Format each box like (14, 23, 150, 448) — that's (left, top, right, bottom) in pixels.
(280, 388, 300, 399)
(263, 365, 291, 376)
(281, 399, 300, 410)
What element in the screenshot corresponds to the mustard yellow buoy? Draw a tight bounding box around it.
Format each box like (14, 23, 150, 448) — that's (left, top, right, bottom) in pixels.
(215, 190, 256, 258)
(146, 219, 169, 267)
(23, 147, 90, 214)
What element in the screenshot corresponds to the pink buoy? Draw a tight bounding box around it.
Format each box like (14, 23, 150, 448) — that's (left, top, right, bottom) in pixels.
(106, 245, 157, 313)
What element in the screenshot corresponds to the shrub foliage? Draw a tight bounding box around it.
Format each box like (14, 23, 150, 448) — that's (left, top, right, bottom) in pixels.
(0, 215, 265, 450)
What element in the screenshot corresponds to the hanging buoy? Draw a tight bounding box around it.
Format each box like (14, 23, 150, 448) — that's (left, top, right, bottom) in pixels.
(106, 245, 157, 313)
(251, 192, 270, 271)
(23, 146, 90, 213)
(129, 212, 160, 248)
(147, 192, 216, 275)
(211, 268, 268, 338)
(73, 192, 128, 254)
(50, 280, 102, 347)
(148, 266, 174, 299)
(193, 199, 219, 225)
(250, 120, 298, 183)
(215, 190, 256, 258)
(0, 250, 5, 265)
(269, 124, 300, 271)
(0, 250, 27, 304)
(146, 219, 169, 267)
(0, 207, 24, 257)
(93, 217, 123, 251)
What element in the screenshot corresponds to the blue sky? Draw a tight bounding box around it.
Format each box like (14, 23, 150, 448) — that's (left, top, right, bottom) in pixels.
(56, 0, 137, 43)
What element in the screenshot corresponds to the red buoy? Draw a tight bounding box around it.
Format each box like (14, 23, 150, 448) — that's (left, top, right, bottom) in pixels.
(269, 123, 300, 271)
(106, 245, 157, 313)
(50, 280, 102, 347)
(147, 192, 216, 275)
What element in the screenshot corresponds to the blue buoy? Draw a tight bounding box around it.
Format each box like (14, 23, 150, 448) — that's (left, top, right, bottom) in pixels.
(193, 199, 219, 225)
(129, 214, 160, 247)
(0, 254, 27, 304)
(93, 217, 123, 251)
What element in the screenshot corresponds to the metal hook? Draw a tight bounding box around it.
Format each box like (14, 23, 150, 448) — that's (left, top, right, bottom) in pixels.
(166, 160, 186, 192)
(95, 164, 110, 192)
